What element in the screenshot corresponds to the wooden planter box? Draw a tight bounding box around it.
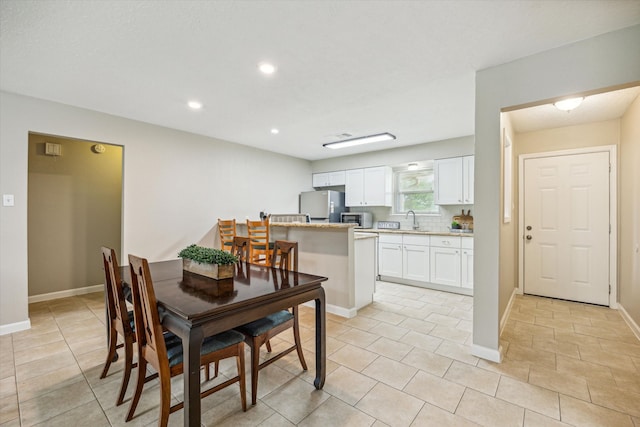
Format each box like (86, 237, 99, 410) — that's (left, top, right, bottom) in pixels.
(182, 259, 234, 280)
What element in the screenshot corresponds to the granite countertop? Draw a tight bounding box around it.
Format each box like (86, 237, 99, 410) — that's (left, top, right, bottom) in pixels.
(359, 228, 474, 237)
(270, 222, 356, 229)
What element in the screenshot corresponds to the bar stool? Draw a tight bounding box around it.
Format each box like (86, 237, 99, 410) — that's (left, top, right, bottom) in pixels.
(246, 218, 273, 266)
(218, 218, 236, 252)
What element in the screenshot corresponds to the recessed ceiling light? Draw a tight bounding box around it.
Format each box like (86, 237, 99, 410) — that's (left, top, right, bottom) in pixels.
(271, 128, 279, 134)
(258, 62, 276, 75)
(554, 97, 584, 111)
(187, 100, 202, 110)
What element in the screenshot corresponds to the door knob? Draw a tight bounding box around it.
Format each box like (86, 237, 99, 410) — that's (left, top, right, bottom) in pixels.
(526, 225, 532, 231)
(526, 235, 532, 240)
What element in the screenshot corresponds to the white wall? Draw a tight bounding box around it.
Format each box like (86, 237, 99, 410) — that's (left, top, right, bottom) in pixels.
(620, 93, 640, 328)
(0, 92, 312, 331)
(474, 24, 640, 361)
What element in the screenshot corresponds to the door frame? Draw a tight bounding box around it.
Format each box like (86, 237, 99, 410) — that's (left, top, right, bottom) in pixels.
(517, 145, 617, 308)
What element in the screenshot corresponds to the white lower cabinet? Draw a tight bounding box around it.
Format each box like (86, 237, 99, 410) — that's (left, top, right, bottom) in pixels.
(378, 237, 403, 278)
(461, 237, 474, 289)
(378, 232, 473, 294)
(430, 236, 461, 287)
(378, 234, 429, 282)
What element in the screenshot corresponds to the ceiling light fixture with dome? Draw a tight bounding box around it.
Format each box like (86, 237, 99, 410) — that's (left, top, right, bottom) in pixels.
(554, 97, 584, 111)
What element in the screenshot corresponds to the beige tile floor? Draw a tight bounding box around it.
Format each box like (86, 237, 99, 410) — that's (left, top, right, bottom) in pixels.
(1, 281, 639, 427)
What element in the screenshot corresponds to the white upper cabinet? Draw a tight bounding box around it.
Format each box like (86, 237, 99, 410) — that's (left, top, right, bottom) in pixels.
(434, 156, 474, 205)
(345, 166, 392, 207)
(463, 155, 474, 204)
(312, 170, 346, 187)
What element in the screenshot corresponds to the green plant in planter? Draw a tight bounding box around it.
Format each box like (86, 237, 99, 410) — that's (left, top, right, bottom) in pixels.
(451, 221, 461, 230)
(178, 244, 238, 265)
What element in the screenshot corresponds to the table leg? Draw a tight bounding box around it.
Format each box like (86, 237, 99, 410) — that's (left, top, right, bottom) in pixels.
(183, 326, 204, 427)
(314, 288, 326, 389)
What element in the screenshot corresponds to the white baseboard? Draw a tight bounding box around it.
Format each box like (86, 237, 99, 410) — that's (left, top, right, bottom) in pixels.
(0, 319, 31, 336)
(618, 303, 640, 341)
(500, 287, 518, 337)
(471, 343, 503, 363)
(28, 284, 104, 304)
(302, 301, 357, 319)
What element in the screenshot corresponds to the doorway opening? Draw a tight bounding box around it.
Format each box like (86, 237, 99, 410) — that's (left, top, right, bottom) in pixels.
(27, 133, 123, 301)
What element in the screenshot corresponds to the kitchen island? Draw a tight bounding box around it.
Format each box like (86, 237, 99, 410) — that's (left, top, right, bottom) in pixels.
(241, 222, 374, 318)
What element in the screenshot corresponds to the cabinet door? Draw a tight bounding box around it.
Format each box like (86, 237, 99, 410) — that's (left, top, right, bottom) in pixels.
(403, 244, 429, 282)
(328, 170, 346, 186)
(378, 242, 403, 278)
(461, 249, 474, 289)
(363, 166, 391, 206)
(463, 156, 474, 204)
(312, 172, 329, 187)
(430, 246, 461, 286)
(345, 169, 365, 206)
(435, 157, 463, 205)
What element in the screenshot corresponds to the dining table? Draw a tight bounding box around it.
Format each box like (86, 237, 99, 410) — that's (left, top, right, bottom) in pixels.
(120, 259, 328, 427)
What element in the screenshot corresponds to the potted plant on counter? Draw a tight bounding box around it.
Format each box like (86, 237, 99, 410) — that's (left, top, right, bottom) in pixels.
(178, 244, 238, 280)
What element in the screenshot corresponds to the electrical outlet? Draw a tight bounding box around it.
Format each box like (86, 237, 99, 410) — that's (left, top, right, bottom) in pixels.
(3, 194, 15, 206)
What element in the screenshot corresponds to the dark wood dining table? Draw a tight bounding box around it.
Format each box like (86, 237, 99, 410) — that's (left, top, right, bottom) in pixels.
(120, 259, 328, 427)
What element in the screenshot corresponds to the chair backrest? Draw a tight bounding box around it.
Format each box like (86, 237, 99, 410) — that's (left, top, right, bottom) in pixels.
(101, 247, 132, 334)
(246, 218, 271, 265)
(232, 236, 250, 262)
(218, 219, 236, 251)
(272, 240, 298, 271)
(128, 254, 167, 368)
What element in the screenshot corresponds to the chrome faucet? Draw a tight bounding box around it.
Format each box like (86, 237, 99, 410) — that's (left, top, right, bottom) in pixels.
(405, 210, 419, 230)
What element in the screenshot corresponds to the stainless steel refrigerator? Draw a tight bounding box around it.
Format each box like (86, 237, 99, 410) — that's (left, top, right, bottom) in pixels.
(299, 190, 345, 223)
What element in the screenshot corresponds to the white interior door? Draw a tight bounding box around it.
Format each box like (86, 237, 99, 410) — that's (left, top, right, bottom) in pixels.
(523, 151, 610, 305)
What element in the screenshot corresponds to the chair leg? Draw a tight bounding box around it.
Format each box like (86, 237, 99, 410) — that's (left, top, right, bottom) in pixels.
(237, 344, 247, 411)
(126, 357, 147, 422)
(204, 363, 210, 381)
(250, 338, 260, 405)
(116, 335, 134, 406)
(265, 339, 272, 353)
(100, 325, 118, 379)
(293, 313, 308, 371)
(158, 371, 172, 427)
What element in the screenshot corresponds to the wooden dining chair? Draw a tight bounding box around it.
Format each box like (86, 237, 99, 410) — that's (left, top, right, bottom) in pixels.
(126, 254, 247, 426)
(235, 240, 307, 405)
(218, 218, 236, 252)
(232, 236, 251, 261)
(246, 218, 273, 266)
(100, 246, 136, 407)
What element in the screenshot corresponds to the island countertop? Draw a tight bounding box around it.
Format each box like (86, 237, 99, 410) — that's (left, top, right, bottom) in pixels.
(269, 222, 356, 229)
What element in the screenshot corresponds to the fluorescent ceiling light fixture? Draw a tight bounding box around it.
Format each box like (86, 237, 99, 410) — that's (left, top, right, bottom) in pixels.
(408, 163, 419, 171)
(323, 132, 396, 149)
(187, 100, 202, 110)
(270, 128, 279, 134)
(258, 62, 276, 74)
(554, 97, 584, 111)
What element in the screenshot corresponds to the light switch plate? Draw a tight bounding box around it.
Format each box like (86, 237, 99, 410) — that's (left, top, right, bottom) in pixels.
(3, 194, 15, 206)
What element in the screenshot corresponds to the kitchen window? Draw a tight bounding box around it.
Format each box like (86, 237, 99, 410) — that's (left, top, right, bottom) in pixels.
(394, 167, 439, 214)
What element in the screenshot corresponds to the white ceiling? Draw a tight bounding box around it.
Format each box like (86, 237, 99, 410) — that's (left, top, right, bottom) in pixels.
(1, 1, 639, 160)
